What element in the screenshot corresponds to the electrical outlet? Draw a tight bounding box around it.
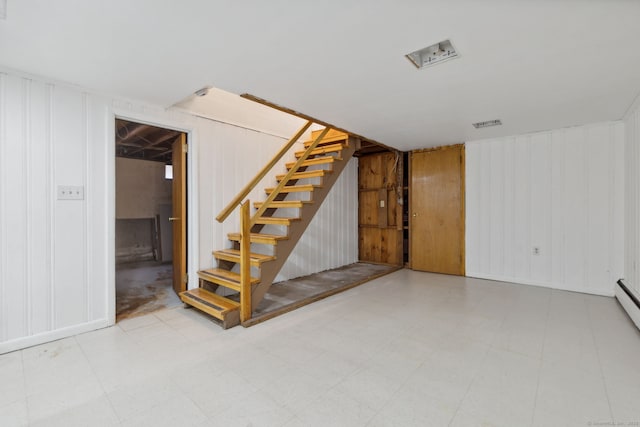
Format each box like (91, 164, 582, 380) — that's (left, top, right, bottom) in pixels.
(57, 185, 84, 200)
(532, 247, 540, 256)
(380, 200, 385, 208)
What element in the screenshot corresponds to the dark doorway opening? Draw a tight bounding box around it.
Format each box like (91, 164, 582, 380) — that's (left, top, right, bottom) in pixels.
(115, 118, 187, 321)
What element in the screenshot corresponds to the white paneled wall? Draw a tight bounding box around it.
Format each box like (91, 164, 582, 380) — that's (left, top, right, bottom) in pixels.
(0, 69, 358, 353)
(466, 122, 624, 296)
(0, 73, 111, 352)
(277, 158, 358, 281)
(622, 97, 640, 315)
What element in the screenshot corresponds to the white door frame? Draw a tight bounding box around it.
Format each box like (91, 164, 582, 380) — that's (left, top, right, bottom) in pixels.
(108, 108, 199, 325)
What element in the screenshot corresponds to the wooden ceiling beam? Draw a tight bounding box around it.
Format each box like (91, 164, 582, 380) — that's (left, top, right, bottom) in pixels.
(125, 132, 180, 156)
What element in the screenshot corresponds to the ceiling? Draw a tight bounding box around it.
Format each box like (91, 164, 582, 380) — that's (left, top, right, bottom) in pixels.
(1, 1, 639, 151)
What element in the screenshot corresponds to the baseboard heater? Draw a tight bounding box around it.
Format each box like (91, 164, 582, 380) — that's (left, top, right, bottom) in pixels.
(616, 279, 640, 330)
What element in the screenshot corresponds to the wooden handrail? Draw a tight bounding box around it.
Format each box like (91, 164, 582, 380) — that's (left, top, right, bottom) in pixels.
(250, 127, 331, 227)
(216, 121, 313, 223)
(239, 200, 251, 322)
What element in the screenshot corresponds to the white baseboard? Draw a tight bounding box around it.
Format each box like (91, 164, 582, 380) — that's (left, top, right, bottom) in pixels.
(0, 319, 112, 354)
(466, 272, 615, 297)
(615, 281, 640, 330)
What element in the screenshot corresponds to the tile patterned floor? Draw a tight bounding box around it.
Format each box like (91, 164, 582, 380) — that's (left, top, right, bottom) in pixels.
(1, 269, 640, 426)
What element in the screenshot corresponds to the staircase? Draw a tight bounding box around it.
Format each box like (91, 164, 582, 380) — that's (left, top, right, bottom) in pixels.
(179, 124, 357, 328)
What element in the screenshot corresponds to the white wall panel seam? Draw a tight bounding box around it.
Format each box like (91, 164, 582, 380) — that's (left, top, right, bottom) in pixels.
(583, 127, 590, 290)
(561, 130, 567, 286)
(83, 93, 91, 321)
(48, 84, 56, 330)
(526, 136, 532, 279)
(23, 78, 32, 336)
(637, 110, 640, 293)
(487, 143, 492, 273)
(0, 73, 6, 342)
(633, 112, 637, 290)
(608, 124, 615, 285)
(626, 108, 640, 295)
(636, 110, 640, 294)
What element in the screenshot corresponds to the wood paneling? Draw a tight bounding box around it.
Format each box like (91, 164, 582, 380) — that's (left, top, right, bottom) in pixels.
(358, 152, 402, 265)
(466, 122, 624, 296)
(410, 145, 465, 275)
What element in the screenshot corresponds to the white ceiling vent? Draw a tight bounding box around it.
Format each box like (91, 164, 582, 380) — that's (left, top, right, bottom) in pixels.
(472, 119, 502, 129)
(406, 39, 459, 69)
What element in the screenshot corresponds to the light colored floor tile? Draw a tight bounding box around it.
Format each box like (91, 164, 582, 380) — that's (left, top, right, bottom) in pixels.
(449, 408, 502, 427)
(261, 365, 334, 411)
(120, 394, 207, 427)
(182, 370, 258, 418)
(368, 382, 458, 427)
(605, 376, 640, 424)
(209, 389, 294, 427)
(0, 351, 25, 408)
(29, 396, 119, 427)
(117, 313, 161, 332)
(456, 348, 540, 426)
(106, 374, 183, 422)
(292, 387, 377, 427)
(332, 366, 406, 412)
(532, 360, 613, 427)
(2, 270, 639, 427)
(398, 336, 491, 410)
(0, 399, 28, 427)
(26, 381, 106, 423)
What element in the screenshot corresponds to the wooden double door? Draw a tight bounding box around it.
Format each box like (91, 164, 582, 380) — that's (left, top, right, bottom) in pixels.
(410, 144, 465, 275)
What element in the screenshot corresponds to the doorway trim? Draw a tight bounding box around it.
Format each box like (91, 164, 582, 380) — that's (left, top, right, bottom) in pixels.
(108, 108, 199, 325)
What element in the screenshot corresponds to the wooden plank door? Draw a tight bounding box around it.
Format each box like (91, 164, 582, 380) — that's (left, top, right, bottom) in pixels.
(358, 152, 403, 265)
(410, 144, 465, 275)
(171, 134, 187, 293)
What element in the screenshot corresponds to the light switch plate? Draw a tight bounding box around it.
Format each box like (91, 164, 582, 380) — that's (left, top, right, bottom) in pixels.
(57, 185, 84, 200)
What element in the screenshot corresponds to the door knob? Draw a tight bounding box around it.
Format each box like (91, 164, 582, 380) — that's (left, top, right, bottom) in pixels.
(412, 213, 417, 217)
(169, 217, 180, 222)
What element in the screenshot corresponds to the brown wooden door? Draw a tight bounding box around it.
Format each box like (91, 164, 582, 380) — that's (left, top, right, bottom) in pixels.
(171, 134, 187, 293)
(410, 145, 464, 275)
(358, 152, 403, 265)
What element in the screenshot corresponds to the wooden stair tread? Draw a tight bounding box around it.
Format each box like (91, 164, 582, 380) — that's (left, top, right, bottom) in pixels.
(179, 288, 239, 320)
(285, 156, 339, 169)
(214, 248, 275, 265)
(265, 184, 322, 194)
(253, 217, 300, 225)
(198, 268, 259, 291)
(295, 143, 346, 158)
(253, 200, 311, 209)
(276, 170, 331, 181)
(227, 232, 288, 245)
(303, 133, 349, 148)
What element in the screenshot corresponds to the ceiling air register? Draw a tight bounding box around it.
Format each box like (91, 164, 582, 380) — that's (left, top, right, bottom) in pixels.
(406, 39, 459, 69)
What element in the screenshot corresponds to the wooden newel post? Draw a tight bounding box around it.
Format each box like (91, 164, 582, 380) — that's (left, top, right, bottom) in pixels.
(240, 200, 251, 322)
